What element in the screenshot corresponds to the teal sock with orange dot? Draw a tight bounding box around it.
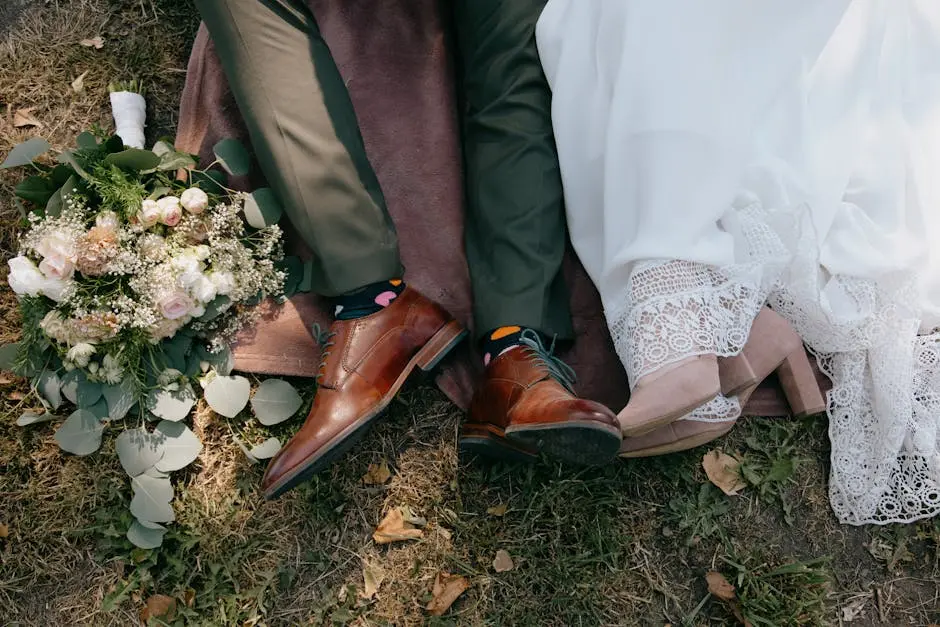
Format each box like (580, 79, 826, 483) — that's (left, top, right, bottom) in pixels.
(334, 279, 405, 320)
(481, 326, 527, 367)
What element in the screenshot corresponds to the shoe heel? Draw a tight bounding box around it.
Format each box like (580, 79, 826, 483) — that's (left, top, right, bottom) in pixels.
(777, 347, 826, 417)
(415, 320, 467, 372)
(718, 352, 758, 397)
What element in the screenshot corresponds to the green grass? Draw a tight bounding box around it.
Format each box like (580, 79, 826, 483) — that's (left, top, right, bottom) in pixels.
(1, 1, 940, 625)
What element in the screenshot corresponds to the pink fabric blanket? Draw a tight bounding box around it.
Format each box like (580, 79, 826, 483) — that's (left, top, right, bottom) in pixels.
(175, 0, 828, 416)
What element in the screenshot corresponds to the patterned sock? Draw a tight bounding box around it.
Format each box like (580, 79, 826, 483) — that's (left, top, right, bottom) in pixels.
(481, 326, 527, 367)
(334, 279, 405, 320)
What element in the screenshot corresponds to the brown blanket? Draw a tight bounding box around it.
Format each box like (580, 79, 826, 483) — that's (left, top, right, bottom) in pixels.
(175, 0, 828, 417)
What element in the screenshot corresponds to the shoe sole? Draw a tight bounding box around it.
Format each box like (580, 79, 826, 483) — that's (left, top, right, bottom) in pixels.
(619, 422, 734, 458)
(505, 420, 622, 466)
(264, 320, 467, 499)
(620, 391, 718, 438)
(459, 423, 539, 463)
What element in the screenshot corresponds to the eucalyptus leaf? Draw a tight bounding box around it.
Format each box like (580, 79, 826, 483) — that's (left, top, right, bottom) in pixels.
(16, 411, 58, 426)
(60, 369, 83, 404)
(212, 138, 250, 177)
(14, 176, 57, 206)
(116, 428, 165, 477)
(0, 343, 20, 371)
(103, 135, 125, 153)
(148, 185, 171, 201)
(204, 375, 250, 418)
(249, 437, 282, 460)
(126, 520, 166, 549)
(190, 169, 227, 194)
(157, 151, 197, 172)
(146, 384, 196, 422)
(161, 334, 193, 372)
(129, 474, 175, 524)
(76, 379, 103, 408)
(54, 409, 104, 456)
(75, 132, 98, 150)
(243, 187, 283, 229)
(151, 140, 174, 157)
(45, 189, 63, 216)
(197, 344, 233, 376)
(88, 397, 110, 420)
(36, 370, 63, 411)
(104, 148, 161, 171)
(102, 378, 137, 421)
(137, 518, 166, 530)
(251, 379, 302, 426)
(56, 150, 91, 180)
(232, 434, 258, 464)
(1, 137, 51, 169)
(153, 420, 202, 472)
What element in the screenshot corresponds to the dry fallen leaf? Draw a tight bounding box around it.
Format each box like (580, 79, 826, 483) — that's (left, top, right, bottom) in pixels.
(426, 572, 469, 616)
(492, 550, 514, 573)
(361, 460, 392, 485)
(0, 373, 16, 385)
(79, 36, 104, 49)
(359, 560, 386, 600)
(7, 390, 26, 401)
(399, 504, 427, 527)
(486, 503, 508, 517)
(841, 596, 869, 622)
(372, 507, 423, 544)
(72, 70, 89, 93)
(183, 588, 195, 608)
(13, 108, 42, 129)
(139, 594, 176, 623)
(702, 449, 747, 496)
(0, 523, 8, 538)
(705, 571, 736, 601)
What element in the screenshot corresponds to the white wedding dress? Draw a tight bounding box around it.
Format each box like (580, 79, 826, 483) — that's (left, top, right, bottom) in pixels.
(537, 0, 940, 525)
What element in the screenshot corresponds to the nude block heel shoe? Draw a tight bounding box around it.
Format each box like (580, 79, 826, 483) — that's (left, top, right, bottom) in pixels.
(618, 355, 720, 437)
(718, 307, 803, 397)
(777, 347, 827, 417)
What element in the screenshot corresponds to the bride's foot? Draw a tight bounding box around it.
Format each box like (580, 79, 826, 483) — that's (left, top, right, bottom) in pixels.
(618, 355, 720, 437)
(718, 307, 826, 417)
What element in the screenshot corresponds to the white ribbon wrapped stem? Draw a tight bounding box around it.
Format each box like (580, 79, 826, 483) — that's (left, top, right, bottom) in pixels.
(109, 91, 146, 149)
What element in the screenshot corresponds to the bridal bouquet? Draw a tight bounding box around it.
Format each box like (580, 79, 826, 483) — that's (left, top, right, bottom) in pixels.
(1, 83, 297, 548)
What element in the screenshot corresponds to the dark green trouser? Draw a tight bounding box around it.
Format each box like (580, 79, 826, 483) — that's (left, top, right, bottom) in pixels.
(195, 0, 572, 341)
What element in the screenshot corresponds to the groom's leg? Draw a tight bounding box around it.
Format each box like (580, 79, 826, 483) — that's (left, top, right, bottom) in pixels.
(454, 0, 573, 343)
(194, 0, 402, 296)
(454, 0, 621, 466)
(194, 0, 467, 498)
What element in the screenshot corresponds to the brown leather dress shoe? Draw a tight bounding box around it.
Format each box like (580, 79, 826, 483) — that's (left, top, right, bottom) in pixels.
(261, 287, 466, 498)
(460, 332, 622, 466)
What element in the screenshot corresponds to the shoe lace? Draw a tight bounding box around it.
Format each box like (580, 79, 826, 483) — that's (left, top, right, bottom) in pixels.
(518, 328, 576, 394)
(311, 323, 336, 385)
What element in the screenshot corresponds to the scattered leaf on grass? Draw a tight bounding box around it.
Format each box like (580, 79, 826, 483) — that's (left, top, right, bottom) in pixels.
(183, 589, 195, 607)
(71, 70, 88, 93)
(139, 594, 176, 623)
(0, 523, 8, 538)
(372, 507, 423, 544)
(702, 449, 746, 496)
(361, 460, 392, 485)
(0, 373, 15, 384)
(426, 572, 469, 616)
(841, 596, 870, 622)
(79, 36, 104, 49)
(7, 390, 25, 401)
(493, 550, 514, 573)
(487, 503, 508, 517)
(399, 504, 427, 527)
(13, 108, 42, 128)
(705, 571, 735, 601)
(359, 561, 386, 600)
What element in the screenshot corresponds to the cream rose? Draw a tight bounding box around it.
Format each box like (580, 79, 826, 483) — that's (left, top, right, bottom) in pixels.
(157, 196, 183, 227)
(209, 271, 235, 296)
(180, 187, 209, 214)
(35, 230, 75, 261)
(39, 253, 75, 281)
(192, 275, 218, 304)
(158, 291, 195, 320)
(140, 199, 162, 227)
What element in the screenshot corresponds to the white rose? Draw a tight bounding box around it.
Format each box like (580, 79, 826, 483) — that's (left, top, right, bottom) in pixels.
(158, 196, 183, 227)
(96, 211, 120, 229)
(35, 230, 75, 261)
(180, 188, 209, 214)
(140, 199, 161, 227)
(66, 343, 96, 368)
(190, 304, 206, 318)
(41, 277, 70, 303)
(192, 275, 218, 304)
(39, 253, 75, 281)
(158, 291, 195, 320)
(7, 256, 45, 297)
(209, 271, 235, 296)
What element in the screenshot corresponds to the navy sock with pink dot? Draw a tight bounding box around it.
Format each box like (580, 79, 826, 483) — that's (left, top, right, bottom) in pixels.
(333, 279, 405, 320)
